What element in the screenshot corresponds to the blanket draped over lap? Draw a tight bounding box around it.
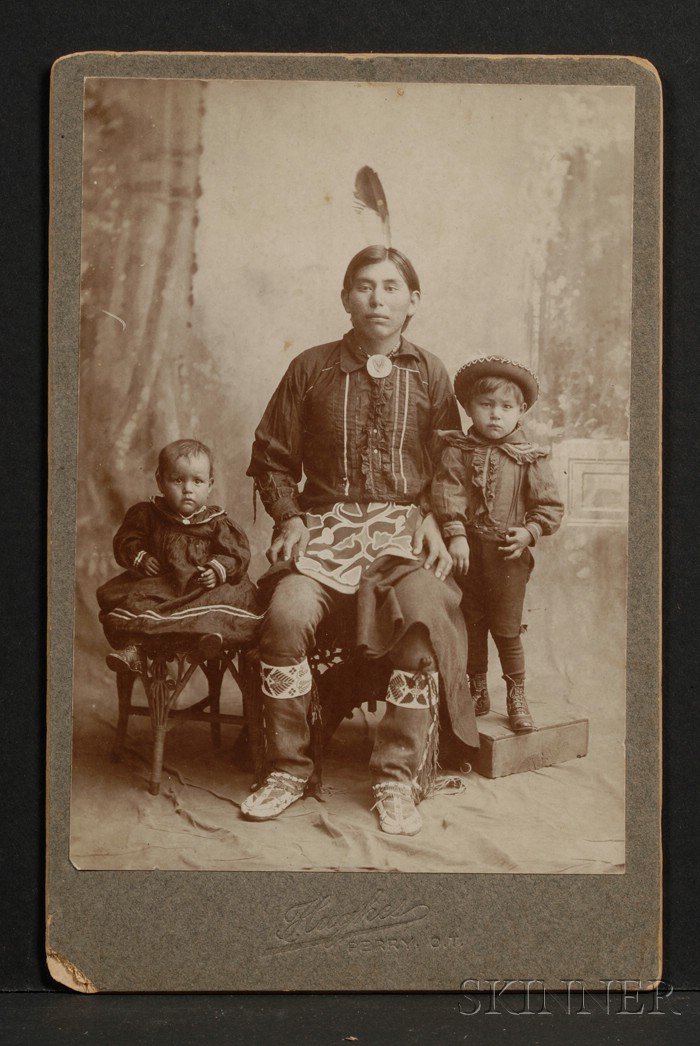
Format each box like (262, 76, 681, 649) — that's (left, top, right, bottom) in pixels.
(257, 500, 478, 749)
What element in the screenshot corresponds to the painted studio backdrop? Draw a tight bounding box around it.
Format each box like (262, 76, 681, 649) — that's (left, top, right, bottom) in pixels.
(71, 77, 633, 873)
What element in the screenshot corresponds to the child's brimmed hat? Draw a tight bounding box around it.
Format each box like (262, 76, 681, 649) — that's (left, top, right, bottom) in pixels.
(453, 355, 540, 409)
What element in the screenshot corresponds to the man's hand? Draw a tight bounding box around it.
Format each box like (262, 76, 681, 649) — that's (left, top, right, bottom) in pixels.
(411, 511, 452, 581)
(197, 566, 218, 589)
(498, 527, 533, 560)
(143, 555, 161, 577)
(447, 535, 470, 577)
(267, 515, 310, 564)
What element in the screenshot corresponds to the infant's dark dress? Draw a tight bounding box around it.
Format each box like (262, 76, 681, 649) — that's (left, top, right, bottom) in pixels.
(97, 497, 261, 649)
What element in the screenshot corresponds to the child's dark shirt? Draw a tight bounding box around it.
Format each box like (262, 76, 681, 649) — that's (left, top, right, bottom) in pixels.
(431, 425, 564, 544)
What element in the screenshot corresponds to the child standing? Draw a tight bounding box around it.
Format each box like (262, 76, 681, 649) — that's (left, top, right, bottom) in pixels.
(97, 439, 261, 670)
(431, 357, 564, 733)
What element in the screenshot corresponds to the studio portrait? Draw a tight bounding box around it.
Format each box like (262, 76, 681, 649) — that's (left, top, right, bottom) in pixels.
(68, 75, 633, 874)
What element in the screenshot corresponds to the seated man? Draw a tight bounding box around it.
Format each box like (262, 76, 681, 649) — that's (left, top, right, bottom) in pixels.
(242, 245, 478, 836)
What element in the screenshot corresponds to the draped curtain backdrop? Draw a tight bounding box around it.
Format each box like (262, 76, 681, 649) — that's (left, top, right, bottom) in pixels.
(77, 79, 228, 646)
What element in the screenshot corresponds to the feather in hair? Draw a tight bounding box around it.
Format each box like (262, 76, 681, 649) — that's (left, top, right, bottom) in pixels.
(353, 166, 392, 247)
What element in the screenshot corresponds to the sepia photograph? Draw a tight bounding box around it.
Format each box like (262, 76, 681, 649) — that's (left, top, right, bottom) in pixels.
(65, 72, 634, 876)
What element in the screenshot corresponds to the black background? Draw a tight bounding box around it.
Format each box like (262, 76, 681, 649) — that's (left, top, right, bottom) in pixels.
(2, 0, 697, 1041)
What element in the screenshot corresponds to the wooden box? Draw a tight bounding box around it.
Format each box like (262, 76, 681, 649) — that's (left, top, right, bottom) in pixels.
(466, 705, 589, 779)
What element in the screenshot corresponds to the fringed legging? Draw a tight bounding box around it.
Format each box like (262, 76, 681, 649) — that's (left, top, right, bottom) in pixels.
(257, 573, 436, 789)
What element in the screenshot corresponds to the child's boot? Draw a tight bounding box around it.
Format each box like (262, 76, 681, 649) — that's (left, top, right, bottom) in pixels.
(469, 673, 491, 716)
(504, 674, 535, 733)
(106, 643, 144, 674)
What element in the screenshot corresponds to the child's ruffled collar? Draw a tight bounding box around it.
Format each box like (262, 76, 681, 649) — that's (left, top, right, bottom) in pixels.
(436, 425, 548, 463)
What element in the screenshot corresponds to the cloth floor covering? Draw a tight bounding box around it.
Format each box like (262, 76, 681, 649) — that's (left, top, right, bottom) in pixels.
(69, 653, 624, 875)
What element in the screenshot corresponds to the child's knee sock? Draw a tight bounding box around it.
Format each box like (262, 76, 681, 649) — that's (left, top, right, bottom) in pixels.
(466, 619, 489, 676)
(493, 633, 525, 679)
